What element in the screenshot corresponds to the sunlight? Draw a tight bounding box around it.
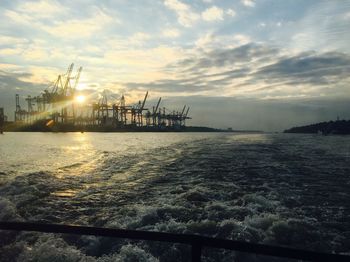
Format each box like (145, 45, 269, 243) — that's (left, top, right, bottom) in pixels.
(75, 95, 86, 104)
(76, 82, 87, 90)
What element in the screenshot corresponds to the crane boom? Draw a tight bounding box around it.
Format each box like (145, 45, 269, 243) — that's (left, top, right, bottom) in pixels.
(154, 97, 161, 113)
(73, 67, 83, 90)
(184, 107, 190, 118)
(51, 75, 61, 94)
(140, 91, 148, 111)
(63, 63, 74, 95)
(181, 105, 186, 116)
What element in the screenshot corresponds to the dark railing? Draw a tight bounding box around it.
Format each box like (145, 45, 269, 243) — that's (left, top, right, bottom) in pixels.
(0, 222, 349, 262)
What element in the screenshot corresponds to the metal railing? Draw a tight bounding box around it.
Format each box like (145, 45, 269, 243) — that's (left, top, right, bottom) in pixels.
(0, 222, 349, 262)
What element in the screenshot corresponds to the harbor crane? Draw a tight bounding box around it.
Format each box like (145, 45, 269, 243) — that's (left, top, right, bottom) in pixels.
(12, 64, 191, 130)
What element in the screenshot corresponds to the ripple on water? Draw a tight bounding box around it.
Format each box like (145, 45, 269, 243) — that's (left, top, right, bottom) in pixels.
(1, 133, 350, 261)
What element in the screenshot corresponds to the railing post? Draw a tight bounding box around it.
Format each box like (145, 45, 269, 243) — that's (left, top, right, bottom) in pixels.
(191, 243, 202, 262)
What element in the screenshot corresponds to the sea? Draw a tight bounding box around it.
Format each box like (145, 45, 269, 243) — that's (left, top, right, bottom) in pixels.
(0, 132, 349, 261)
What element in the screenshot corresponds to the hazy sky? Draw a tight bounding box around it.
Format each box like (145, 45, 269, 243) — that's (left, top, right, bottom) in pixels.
(1, 0, 350, 130)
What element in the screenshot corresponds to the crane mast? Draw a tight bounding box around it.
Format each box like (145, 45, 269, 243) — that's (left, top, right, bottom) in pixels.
(11, 64, 191, 130)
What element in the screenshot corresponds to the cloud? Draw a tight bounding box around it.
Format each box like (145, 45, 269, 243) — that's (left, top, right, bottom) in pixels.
(201, 6, 224, 21)
(4, 9, 38, 26)
(119, 42, 350, 101)
(102, 45, 186, 83)
(164, 0, 200, 27)
(0, 36, 29, 46)
(255, 51, 350, 86)
(0, 70, 47, 93)
(226, 9, 236, 17)
(128, 32, 151, 46)
(22, 48, 49, 61)
(195, 33, 251, 51)
(241, 0, 255, 7)
(3, 1, 67, 28)
(162, 28, 181, 38)
(16, 0, 68, 18)
(4, 4, 117, 40)
(0, 69, 52, 118)
(0, 48, 23, 56)
(344, 12, 350, 20)
(0, 63, 22, 71)
(285, 1, 350, 53)
(42, 9, 115, 39)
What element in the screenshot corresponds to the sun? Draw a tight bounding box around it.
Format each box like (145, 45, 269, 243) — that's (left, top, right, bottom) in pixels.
(75, 95, 86, 104)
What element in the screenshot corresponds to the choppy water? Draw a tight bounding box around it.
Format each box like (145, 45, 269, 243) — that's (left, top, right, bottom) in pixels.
(0, 132, 350, 261)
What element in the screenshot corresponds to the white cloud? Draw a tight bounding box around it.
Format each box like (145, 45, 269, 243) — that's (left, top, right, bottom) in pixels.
(42, 9, 115, 39)
(0, 36, 29, 45)
(0, 63, 22, 71)
(0, 48, 23, 56)
(201, 6, 224, 21)
(242, 0, 255, 7)
(164, 0, 188, 11)
(25, 66, 62, 84)
(226, 9, 236, 17)
(164, 0, 200, 27)
(114, 46, 183, 68)
(343, 12, 350, 20)
(195, 33, 251, 50)
(5, 4, 117, 40)
(103, 45, 186, 82)
(162, 28, 181, 38)
(128, 32, 151, 46)
(5, 10, 37, 26)
(232, 34, 251, 45)
(22, 48, 49, 61)
(195, 32, 215, 49)
(16, 0, 68, 19)
(202, 0, 213, 3)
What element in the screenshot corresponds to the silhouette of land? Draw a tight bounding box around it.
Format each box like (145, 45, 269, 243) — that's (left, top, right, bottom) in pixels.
(284, 120, 350, 135)
(2, 120, 262, 133)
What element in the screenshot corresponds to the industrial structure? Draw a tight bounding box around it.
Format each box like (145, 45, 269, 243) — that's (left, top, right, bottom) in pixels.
(13, 64, 191, 131)
(0, 107, 6, 134)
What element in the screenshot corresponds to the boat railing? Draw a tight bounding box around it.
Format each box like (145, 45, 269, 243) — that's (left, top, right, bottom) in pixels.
(0, 222, 349, 262)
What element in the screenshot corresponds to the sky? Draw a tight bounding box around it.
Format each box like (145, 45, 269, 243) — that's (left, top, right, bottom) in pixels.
(1, 0, 350, 131)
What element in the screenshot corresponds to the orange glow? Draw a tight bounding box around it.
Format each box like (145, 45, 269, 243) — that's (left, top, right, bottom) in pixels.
(46, 119, 54, 126)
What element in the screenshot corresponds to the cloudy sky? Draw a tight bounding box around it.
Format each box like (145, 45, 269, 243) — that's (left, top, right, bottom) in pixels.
(1, 0, 350, 130)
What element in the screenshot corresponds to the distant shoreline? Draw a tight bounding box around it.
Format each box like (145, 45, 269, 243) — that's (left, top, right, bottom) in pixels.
(2, 122, 262, 133)
(284, 119, 350, 135)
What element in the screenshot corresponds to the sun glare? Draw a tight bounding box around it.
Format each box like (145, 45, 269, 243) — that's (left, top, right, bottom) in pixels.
(75, 95, 86, 104)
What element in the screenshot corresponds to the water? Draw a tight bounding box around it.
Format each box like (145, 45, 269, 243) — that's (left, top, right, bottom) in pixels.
(0, 132, 350, 261)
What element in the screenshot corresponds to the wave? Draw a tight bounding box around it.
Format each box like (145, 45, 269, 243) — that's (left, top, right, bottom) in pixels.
(1, 133, 350, 261)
